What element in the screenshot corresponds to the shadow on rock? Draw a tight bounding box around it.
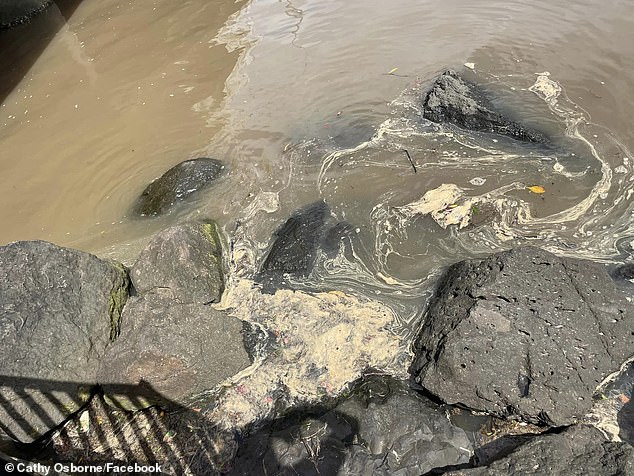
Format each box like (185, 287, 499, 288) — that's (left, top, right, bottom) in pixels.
(0, 376, 233, 474)
(227, 375, 473, 475)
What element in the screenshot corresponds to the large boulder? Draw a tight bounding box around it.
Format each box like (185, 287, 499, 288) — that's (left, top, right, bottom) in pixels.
(423, 70, 545, 143)
(130, 222, 225, 304)
(133, 158, 225, 216)
(446, 425, 634, 475)
(412, 247, 634, 426)
(100, 225, 247, 409)
(0, 241, 129, 442)
(228, 376, 473, 475)
(97, 290, 252, 410)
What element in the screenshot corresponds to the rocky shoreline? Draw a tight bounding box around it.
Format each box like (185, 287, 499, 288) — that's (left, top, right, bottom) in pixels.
(1, 223, 632, 474)
(1, 71, 633, 474)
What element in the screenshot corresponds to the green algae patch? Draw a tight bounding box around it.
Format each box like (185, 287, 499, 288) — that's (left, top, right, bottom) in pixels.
(107, 260, 130, 341)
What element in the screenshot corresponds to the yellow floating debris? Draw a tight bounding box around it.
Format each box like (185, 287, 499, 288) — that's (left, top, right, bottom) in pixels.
(527, 185, 546, 194)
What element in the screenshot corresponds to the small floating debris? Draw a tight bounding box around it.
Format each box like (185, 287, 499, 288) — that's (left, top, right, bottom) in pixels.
(464, 62, 475, 70)
(527, 185, 546, 194)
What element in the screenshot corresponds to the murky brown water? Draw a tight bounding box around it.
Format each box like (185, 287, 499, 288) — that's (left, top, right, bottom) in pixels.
(2, 0, 634, 331)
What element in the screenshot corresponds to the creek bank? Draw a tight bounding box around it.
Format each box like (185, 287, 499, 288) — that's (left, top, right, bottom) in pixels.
(1, 213, 633, 473)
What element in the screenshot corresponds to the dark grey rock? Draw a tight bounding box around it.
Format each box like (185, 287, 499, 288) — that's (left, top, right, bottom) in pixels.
(423, 70, 545, 143)
(228, 376, 473, 475)
(0, 241, 129, 442)
(0, 0, 53, 30)
(98, 288, 251, 410)
(412, 246, 634, 426)
(446, 425, 634, 476)
(612, 262, 634, 281)
(256, 201, 330, 289)
(133, 158, 225, 216)
(130, 222, 225, 304)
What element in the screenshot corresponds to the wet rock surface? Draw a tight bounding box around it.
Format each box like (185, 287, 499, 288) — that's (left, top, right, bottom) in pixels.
(0, 241, 129, 442)
(423, 70, 545, 143)
(257, 200, 329, 287)
(228, 376, 473, 476)
(130, 222, 225, 304)
(256, 201, 357, 292)
(98, 288, 252, 410)
(446, 425, 634, 476)
(3, 229, 634, 476)
(133, 158, 225, 216)
(412, 246, 634, 426)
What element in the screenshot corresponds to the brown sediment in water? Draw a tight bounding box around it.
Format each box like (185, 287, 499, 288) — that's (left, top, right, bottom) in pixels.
(0, 0, 245, 250)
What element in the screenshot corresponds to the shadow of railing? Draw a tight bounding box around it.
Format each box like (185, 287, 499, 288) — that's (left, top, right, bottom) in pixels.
(0, 376, 229, 475)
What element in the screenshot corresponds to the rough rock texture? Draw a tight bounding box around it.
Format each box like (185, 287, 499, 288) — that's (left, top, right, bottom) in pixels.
(447, 425, 634, 476)
(130, 222, 225, 304)
(98, 289, 251, 410)
(133, 158, 225, 216)
(0, 0, 53, 30)
(423, 70, 545, 143)
(0, 241, 129, 442)
(228, 376, 473, 475)
(412, 246, 634, 426)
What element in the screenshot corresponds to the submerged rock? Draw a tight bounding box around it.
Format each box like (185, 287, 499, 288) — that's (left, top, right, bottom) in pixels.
(446, 425, 634, 475)
(0, 241, 129, 442)
(256, 201, 359, 292)
(98, 289, 252, 410)
(133, 157, 225, 216)
(412, 246, 634, 426)
(423, 70, 545, 143)
(228, 376, 472, 475)
(130, 222, 225, 304)
(256, 200, 330, 289)
(259, 201, 329, 274)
